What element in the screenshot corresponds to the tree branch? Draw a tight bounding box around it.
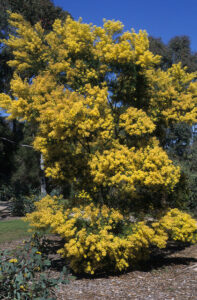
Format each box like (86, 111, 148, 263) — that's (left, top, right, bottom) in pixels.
(0, 137, 33, 148)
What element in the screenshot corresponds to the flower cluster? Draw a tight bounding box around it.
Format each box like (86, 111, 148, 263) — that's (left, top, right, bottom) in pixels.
(25, 196, 197, 275)
(153, 208, 197, 243)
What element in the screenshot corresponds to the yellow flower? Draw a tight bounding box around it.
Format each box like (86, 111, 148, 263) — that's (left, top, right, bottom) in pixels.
(9, 258, 18, 263)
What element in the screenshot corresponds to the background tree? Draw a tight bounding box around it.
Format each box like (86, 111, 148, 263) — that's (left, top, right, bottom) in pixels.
(149, 35, 197, 72)
(168, 36, 197, 72)
(0, 117, 14, 201)
(10, 122, 40, 195)
(149, 36, 171, 70)
(149, 35, 197, 213)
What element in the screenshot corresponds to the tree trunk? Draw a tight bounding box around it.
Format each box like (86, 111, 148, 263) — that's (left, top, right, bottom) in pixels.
(40, 153, 46, 196)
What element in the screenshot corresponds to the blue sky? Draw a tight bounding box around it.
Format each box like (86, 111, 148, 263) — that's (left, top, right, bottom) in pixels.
(54, 0, 197, 52)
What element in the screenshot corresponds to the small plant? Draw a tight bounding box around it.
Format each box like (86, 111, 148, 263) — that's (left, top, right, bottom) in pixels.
(0, 235, 70, 299)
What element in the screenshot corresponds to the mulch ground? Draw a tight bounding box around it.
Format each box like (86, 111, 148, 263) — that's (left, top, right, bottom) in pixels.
(1, 236, 197, 300)
(56, 243, 197, 300)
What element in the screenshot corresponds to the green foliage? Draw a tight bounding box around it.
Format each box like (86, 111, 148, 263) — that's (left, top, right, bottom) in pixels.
(150, 35, 197, 213)
(166, 123, 192, 158)
(0, 119, 41, 215)
(164, 128, 197, 216)
(0, 184, 14, 202)
(0, 0, 71, 32)
(180, 138, 197, 215)
(149, 35, 197, 73)
(11, 192, 40, 216)
(11, 122, 41, 197)
(168, 36, 197, 72)
(149, 36, 171, 70)
(0, 46, 13, 93)
(0, 117, 14, 195)
(0, 235, 70, 299)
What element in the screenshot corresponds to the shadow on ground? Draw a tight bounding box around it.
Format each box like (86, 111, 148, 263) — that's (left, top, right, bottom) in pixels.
(39, 236, 197, 279)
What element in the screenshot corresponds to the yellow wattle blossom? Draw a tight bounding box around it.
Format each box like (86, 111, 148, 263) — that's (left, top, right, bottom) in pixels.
(25, 197, 197, 275)
(154, 208, 197, 243)
(89, 138, 180, 195)
(119, 107, 155, 136)
(9, 258, 18, 263)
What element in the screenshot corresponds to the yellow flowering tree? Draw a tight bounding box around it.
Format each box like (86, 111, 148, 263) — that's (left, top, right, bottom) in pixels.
(1, 12, 197, 209)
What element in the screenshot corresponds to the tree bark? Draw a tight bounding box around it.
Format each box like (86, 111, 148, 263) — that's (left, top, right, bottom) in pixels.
(40, 153, 47, 196)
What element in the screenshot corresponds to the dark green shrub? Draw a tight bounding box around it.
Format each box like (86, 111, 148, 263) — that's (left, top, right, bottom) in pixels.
(0, 184, 14, 202)
(11, 192, 41, 216)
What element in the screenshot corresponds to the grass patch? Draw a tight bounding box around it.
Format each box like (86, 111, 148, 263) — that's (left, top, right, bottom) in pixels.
(0, 219, 31, 243)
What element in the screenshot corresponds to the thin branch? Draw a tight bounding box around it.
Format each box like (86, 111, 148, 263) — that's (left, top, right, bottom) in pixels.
(0, 137, 33, 148)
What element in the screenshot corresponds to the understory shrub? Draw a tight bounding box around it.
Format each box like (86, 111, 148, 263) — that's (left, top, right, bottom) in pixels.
(0, 184, 14, 202)
(25, 195, 197, 275)
(11, 192, 40, 216)
(0, 235, 70, 299)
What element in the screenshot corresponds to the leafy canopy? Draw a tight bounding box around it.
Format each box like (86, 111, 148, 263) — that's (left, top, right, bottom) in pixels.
(1, 13, 197, 206)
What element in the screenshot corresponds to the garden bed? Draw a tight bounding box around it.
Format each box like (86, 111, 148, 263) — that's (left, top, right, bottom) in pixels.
(1, 237, 197, 299)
